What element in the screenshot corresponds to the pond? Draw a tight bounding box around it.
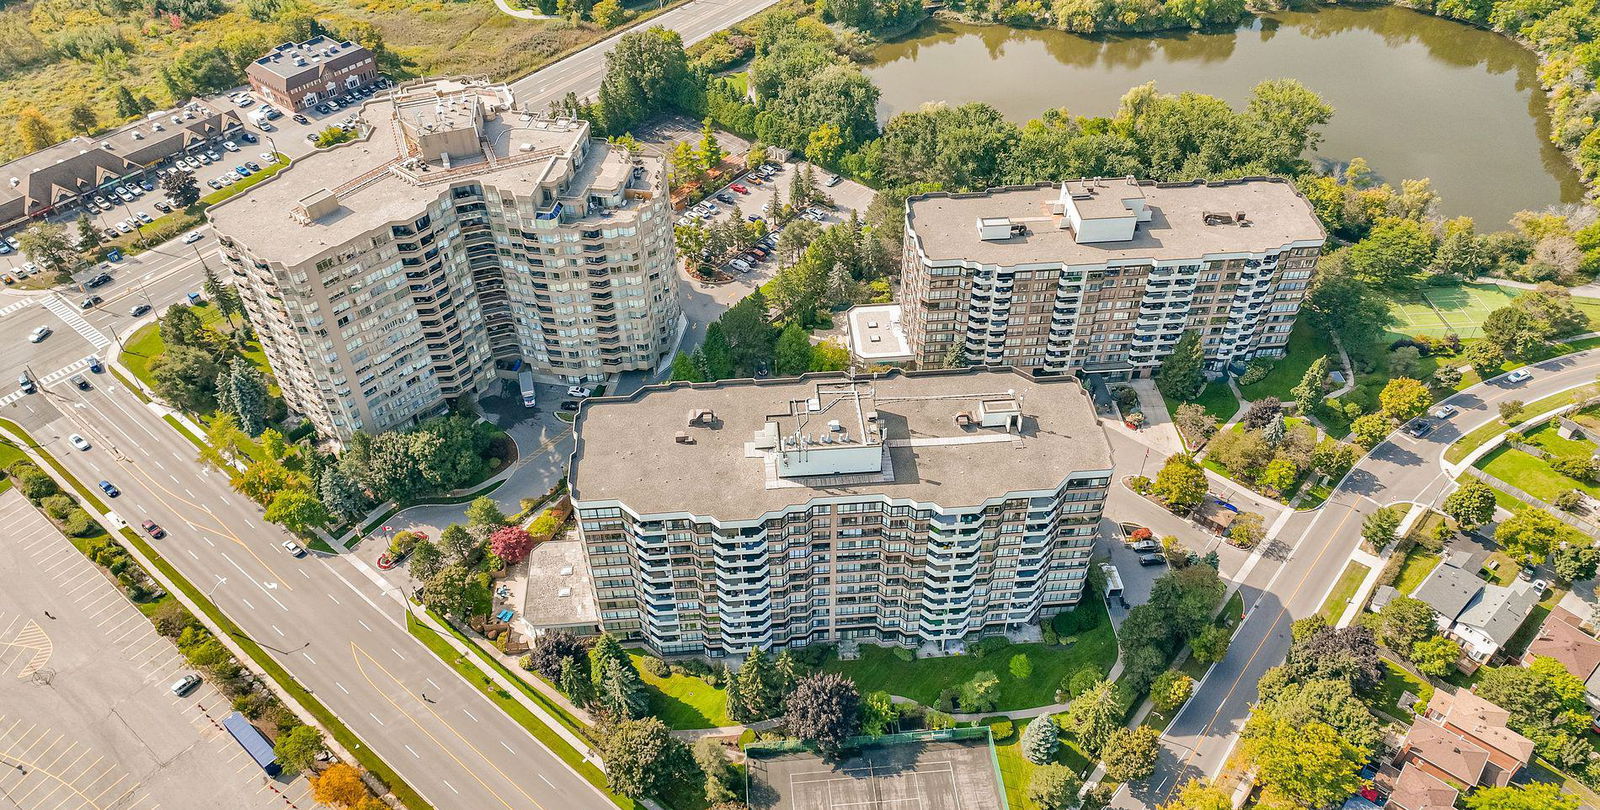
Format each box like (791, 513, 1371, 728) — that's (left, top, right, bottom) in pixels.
(865, 6, 1584, 225)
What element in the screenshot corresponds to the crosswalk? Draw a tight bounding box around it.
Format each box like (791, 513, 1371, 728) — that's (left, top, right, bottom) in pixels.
(39, 295, 110, 350)
(0, 298, 36, 318)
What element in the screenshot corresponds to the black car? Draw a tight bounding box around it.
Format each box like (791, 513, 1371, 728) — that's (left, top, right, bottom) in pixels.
(716, 192, 735, 204)
(293, 114, 310, 125)
(130, 303, 152, 317)
(315, 103, 332, 114)
(245, 161, 261, 172)
(1137, 552, 1167, 567)
(560, 400, 580, 411)
(85, 273, 112, 288)
(70, 374, 89, 390)
(239, 132, 258, 143)
(80, 295, 102, 309)
(154, 200, 172, 212)
(1404, 420, 1435, 439)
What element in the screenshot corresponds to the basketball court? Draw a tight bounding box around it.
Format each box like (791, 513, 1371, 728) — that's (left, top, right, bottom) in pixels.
(746, 732, 1006, 810)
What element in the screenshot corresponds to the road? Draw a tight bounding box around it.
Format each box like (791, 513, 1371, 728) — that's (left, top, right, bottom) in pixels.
(1124, 351, 1600, 806)
(14, 373, 612, 809)
(506, 0, 783, 111)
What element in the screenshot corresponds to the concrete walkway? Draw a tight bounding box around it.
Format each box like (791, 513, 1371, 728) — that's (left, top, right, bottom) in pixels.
(491, 0, 554, 20)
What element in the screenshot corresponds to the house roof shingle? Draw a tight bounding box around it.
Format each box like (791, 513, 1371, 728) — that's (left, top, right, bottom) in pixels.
(1388, 763, 1460, 810)
(1525, 606, 1600, 682)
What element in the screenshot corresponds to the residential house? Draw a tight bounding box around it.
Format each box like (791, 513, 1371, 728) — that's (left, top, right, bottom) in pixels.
(1392, 717, 1491, 788)
(1521, 605, 1600, 708)
(1409, 550, 1541, 668)
(1419, 688, 1535, 787)
(1386, 763, 1460, 810)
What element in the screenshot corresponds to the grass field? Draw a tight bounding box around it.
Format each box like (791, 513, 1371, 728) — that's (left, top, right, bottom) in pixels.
(1388, 283, 1519, 339)
(1318, 560, 1371, 620)
(1166, 381, 1242, 429)
(985, 717, 1091, 810)
(630, 651, 733, 730)
(1443, 384, 1600, 463)
(1371, 658, 1433, 722)
(825, 598, 1117, 711)
(1238, 321, 1333, 402)
(1477, 445, 1598, 502)
(1391, 548, 1443, 597)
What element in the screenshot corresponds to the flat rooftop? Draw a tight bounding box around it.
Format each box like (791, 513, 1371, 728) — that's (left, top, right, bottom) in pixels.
(845, 304, 912, 363)
(519, 530, 599, 630)
(570, 368, 1110, 520)
(907, 177, 1324, 267)
(209, 78, 663, 268)
(250, 36, 369, 81)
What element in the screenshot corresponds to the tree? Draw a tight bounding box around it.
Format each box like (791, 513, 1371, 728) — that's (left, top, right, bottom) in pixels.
(596, 27, 694, 134)
(1236, 714, 1364, 810)
(439, 523, 480, 564)
(113, 85, 143, 118)
(264, 488, 330, 536)
(597, 656, 651, 720)
(75, 213, 100, 252)
(1410, 636, 1462, 677)
(1259, 457, 1297, 493)
(1152, 454, 1208, 512)
(162, 168, 201, 209)
(1464, 341, 1505, 377)
(861, 690, 897, 736)
(1064, 677, 1122, 755)
(1350, 412, 1394, 447)
(310, 763, 369, 808)
(1378, 377, 1431, 421)
(1191, 624, 1232, 664)
(699, 117, 724, 170)
(1441, 480, 1495, 528)
(1020, 715, 1060, 765)
(1173, 404, 1219, 445)
(1150, 670, 1195, 714)
(1254, 677, 1383, 758)
(1433, 364, 1462, 388)
(488, 526, 536, 564)
(773, 322, 814, 376)
(958, 670, 1000, 713)
(407, 540, 443, 582)
(466, 495, 509, 537)
(1500, 399, 1526, 423)
(526, 630, 587, 679)
(1227, 511, 1265, 549)
(1374, 595, 1439, 657)
(694, 738, 737, 805)
(1346, 217, 1435, 286)
(1242, 397, 1282, 430)
(421, 563, 477, 618)
(1026, 764, 1082, 810)
(1463, 783, 1578, 810)
(598, 717, 694, 799)
(1552, 542, 1600, 583)
(784, 672, 861, 752)
(18, 222, 77, 279)
(1101, 726, 1159, 782)
(806, 122, 845, 166)
(273, 724, 325, 773)
(1304, 264, 1396, 350)
(669, 351, 703, 382)
(591, 0, 627, 27)
(811, 339, 850, 371)
(67, 103, 98, 135)
(1361, 507, 1402, 552)
(1160, 780, 1232, 810)
(701, 322, 736, 380)
(318, 467, 369, 524)
(1156, 331, 1205, 401)
(1284, 624, 1383, 693)
(1150, 564, 1226, 641)
(1290, 355, 1330, 408)
(1310, 439, 1357, 479)
(149, 345, 221, 412)
(730, 647, 785, 722)
(215, 358, 269, 435)
(589, 633, 631, 688)
(17, 108, 55, 152)
(1496, 508, 1563, 565)
(559, 656, 595, 707)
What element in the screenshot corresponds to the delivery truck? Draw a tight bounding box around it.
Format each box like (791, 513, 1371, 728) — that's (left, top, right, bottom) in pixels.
(519, 369, 537, 408)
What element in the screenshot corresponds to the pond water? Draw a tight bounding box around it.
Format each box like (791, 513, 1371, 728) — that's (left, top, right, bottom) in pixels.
(865, 6, 1584, 225)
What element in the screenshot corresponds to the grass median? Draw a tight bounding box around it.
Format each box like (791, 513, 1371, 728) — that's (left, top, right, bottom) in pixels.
(0, 418, 431, 810)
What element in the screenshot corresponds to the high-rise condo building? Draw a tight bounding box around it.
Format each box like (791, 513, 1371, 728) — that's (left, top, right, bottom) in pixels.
(209, 78, 680, 442)
(899, 177, 1325, 378)
(569, 368, 1112, 658)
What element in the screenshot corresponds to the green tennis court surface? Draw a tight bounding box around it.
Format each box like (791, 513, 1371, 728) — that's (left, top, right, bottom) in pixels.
(1387, 283, 1518, 339)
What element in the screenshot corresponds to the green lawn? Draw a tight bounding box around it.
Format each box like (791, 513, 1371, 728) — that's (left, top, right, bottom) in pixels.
(1445, 385, 1598, 463)
(1391, 548, 1442, 597)
(630, 651, 733, 730)
(1166, 381, 1241, 426)
(986, 716, 1090, 810)
(1476, 445, 1597, 502)
(1239, 321, 1332, 402)
(825, 598, 1117, 711)
(1371, 658, 1434, 722)
(1318, 560, 1370, 620)
(1521, 421, 1598, 457)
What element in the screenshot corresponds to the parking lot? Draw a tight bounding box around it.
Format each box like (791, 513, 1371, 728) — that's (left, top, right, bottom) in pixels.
(0, 491, 318, 810)
(0, 80, 387, 279)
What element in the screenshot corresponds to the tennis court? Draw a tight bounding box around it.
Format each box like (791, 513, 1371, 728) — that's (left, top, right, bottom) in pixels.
(1388, 283, 1518, 339)
(746, 732, 1005, 810)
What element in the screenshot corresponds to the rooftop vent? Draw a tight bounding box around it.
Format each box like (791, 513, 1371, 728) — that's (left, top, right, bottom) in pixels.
(977, 216, 1014, 241)
(1202, 211, 1235, 225)
(674, 431, 694, 444)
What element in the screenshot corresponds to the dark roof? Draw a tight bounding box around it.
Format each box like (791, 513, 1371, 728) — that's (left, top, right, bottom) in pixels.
(1409, 555, 1480, 620)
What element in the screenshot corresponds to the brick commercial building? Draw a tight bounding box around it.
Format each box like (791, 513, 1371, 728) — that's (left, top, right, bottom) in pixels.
(246, 36, 378, 111)
(899, 177, 1325, 379)
(569, 368, 1112, 658)
(209, 78, 680, 443)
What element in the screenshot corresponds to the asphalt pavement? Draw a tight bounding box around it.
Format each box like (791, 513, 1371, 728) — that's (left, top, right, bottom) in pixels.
(1124, 352, 1600, 807)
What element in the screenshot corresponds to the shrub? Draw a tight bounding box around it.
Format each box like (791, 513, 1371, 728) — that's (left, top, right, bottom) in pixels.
(1009, 653, 1033, 680)
(1051, 605, 1102, 636)
(926, 710, 955, 730)
(1238, 360, 1273, 385)
(17, 469, 58, 501)
(63, 509, 97, 536)
(41, 494, 75, 519)
(1555, 489, 1585, 511)
(970, 636, 1009, 658)
(892, 646, 914, 662)
(1128, 475, 1152, 493)
(935, 688, 958, 713)
(1041, 624, 1059, 645)
(640, 656, 668, 677)
(984, 718, 1015, 740)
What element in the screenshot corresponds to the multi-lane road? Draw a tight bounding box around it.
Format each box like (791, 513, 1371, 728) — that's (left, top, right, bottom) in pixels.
(1121, 351, 1600, 806)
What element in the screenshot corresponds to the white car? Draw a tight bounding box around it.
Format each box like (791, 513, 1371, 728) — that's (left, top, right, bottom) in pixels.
(21, 262, 37, 276)
(1505, 369, 1533, 384)
(183, 231, 204, 244)
(259, 152, 277, 163)
(196, 153, 212, 164)
(223, 141, 239, 152)
(567, 386, 593, 398)
(282, 540, 307, 558)
(28, 326, 51, 343)
(1431, 404, 1458, 419)
(69, 434, 90, 451)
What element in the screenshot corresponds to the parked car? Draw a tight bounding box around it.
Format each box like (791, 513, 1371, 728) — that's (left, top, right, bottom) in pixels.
(715, 192, 735, 204)
(170, 673, 201, 696)
(1431, 404, 1458, 419)
(153, 200, 171, 213)
(293, 114, 310, 125)
(1505, 368, 1533, 384)
(1404, 420, 1435, 439)
(245, 161, 262, 172)
(282, 540, 307, 558)
(560, 400, 580, 411)
(824, 173, 843, 187)
(223, 141, 240, 152)
(730, 183, 749, 194)
(69, 434, 90, 451)
(730, 258, 751, 272)
(1137, 552, 1167, 566)
(1130, 538, 1161, 553)
(567, 386, 593, 398)
(99, 480, 120, 497)
(135, 211, 153, 224)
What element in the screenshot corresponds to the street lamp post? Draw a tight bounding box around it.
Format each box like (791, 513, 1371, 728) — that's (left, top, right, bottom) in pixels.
(206, 575, 228, 599)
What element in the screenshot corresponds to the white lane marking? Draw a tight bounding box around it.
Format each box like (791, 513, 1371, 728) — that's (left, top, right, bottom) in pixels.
(442, 779, 459, 795)
(303, 653, 316, 665)
(461, 709, 477, 722)
(500, 741, 516, 755)
(336, 682, 350, 694)
(405, 744, 419, 758)
(272, 625, 284, 637)
(358, 619, 373, 632)
(368, 713, 384, 726)
(328, 593, 341, 605)
(539, 774, 556, 789)
(240, 597, 254, 610)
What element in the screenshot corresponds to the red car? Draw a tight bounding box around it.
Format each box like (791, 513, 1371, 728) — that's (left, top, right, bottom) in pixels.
(730, 183, 749, 194)
(141, 519, 166, 539)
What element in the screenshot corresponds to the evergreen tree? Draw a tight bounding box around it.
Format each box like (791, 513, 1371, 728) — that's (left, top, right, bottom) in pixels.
(774, 650, 800, 694)
(215, 358, 269, 436)
(1262, 413, 1286, 446)
(942, 341, 968, 369)
(699, 117, 724, 171)
(669, 351, 703, 382)
(589, 633, 630, 687)
(1290, 355, 1331, 407)
(318, 467, 369, 523)
(732, 648, 783, 722)
(1156, 331, 1206, 400)
(701, 322, 736, 380)
(559, 656, 595, 707)
(1020, 715, 1061, 765)
(75, 214, 100, 252)
(774, 322, 815, 376)
(113, 85, 142, 118)
(597, 656, 650, 719)
(202, 263, 233, 325)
